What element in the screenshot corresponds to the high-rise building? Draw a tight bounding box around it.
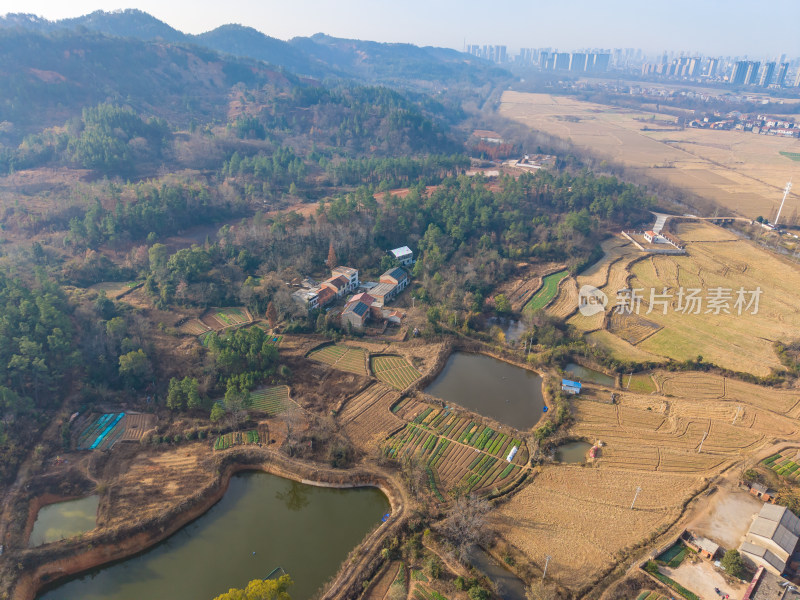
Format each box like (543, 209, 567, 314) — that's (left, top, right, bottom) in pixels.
(707, 57, 719, 78)
(554, 52, 571, 70)
(594, 53, 610, 72)
(745, 61, 761, 85)
(760, 62, 776, 87)
(569, 53, 587, 72)
(776, 62, 789, 86)
(731, 61, 749, 85)
(687, 57, 701, 78)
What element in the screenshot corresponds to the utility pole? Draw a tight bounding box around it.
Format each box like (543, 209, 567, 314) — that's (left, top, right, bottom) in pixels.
(698, 430, 708, 453)
(543, 555, 552, 579)
(732, 405, 742, 425)
(630, 485, 642, 509)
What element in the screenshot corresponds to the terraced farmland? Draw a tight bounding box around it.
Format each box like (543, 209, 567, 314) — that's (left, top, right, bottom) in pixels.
(248, 385, 293, 416)
(570, 398, 763, 474)
(371, 355, 421, 390)
(308, 344, 368, 375)
(525, 270, 569, 313)
(339, 384, 406, 451)
(178, 318, 211, 336)
(383, 406, 528, 499)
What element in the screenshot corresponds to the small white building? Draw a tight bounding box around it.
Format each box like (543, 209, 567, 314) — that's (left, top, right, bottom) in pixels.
(643, 230, 660, 243)
(389, 246, 414, 267)
(331, 266, 359, 292)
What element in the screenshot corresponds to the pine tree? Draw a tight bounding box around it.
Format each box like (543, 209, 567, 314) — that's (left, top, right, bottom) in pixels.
(326, 241, 337, 270)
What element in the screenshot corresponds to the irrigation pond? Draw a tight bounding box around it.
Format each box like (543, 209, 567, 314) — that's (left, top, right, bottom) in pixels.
(38, 472, 389, 600)
(29, 496, 99, 547)
(554, 441, 593, 464)
(564, 363, 616, 387)
(425, 352, 544, 429)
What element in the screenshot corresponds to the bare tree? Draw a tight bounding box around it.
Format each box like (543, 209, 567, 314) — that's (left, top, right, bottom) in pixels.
(438, 494, 492, 558)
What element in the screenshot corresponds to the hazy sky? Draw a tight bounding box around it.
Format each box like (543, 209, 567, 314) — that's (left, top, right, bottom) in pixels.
(4, 0, 799, 57)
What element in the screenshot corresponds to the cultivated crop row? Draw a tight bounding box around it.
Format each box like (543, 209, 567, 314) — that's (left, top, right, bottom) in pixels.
(371, 355, 421, 390)
(248, 385, 292, 416)
(382, 405, 527, 498)
(213, 427, 266, 451)
(764, 450, 800, 480)
(309, 344, 368, 375)
(339, 383, 404, 450)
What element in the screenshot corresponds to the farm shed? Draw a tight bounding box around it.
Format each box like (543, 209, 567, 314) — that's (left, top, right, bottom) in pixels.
(562, 379, 582, 395)
(749, 482, 777, 503)
(740, 503, 800, 575)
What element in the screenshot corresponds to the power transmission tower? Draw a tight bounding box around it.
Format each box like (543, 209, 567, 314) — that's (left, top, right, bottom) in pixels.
(775, 180, 793, 228)
(698, 430, 709, 453)
(630, 486, 642, 509)
(543, 555, 552, 579)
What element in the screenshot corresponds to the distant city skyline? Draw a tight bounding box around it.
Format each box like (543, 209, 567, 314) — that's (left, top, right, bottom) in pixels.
(3, 0, 799, 57)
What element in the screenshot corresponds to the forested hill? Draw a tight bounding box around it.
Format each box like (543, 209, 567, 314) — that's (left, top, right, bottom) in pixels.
(0, 28, 297, 139)
(0, 9, 508, 88)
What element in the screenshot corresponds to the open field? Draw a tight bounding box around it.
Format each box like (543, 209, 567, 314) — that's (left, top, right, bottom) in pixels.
(308, 344, 369, 375)
(623, 373, 657, 394)
(565, 221, 800, 376)
(491, 466, 703, 590)
(525, 270, 569, 312)
(371, 355, 422, 390)
(500, 91, 800, 218)
(383, 406, 528, 499)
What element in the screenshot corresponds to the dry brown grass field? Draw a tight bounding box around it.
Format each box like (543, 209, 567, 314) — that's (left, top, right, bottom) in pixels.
(500, 91, 800, 218)
(561, 221, 800, 375)
(491, 466, 702, 590)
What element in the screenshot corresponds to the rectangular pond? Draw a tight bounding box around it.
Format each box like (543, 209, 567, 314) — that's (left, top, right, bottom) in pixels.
(38, 472, 389, 600)
(425, 352, 544, 430)
(564, 363, 616, 387)
(29, 496, 99, 547)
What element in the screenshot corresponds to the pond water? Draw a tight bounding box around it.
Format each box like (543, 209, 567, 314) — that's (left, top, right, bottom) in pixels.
(554, 441, 593, 464)
(487, 317, 526, 343)
(425, 353, 544, 429)
(564, 363, 616, 387)
(38, 472, 389, 600)
(466, 546, 527, 600)
(29, 496, 99, 547)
